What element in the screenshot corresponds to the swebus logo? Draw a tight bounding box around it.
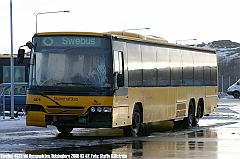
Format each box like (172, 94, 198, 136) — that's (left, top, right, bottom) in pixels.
(43, 37, 54, 46)
(62, 37, 95, 45)
(92, 100, 101, 105)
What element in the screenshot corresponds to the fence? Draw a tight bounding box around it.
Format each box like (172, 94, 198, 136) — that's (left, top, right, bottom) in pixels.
(0, 92, 7, 119)
(219, 75, 239, 93)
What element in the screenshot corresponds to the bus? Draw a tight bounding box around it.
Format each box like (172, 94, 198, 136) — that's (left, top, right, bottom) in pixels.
(0, 55, 29, 84)
(17, 31, 218, 136)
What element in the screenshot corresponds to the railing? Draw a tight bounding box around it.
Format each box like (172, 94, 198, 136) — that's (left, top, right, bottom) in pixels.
(0, 91, 7, 119)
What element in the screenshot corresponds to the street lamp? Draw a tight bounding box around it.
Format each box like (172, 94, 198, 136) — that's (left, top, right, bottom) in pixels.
(36, 10, 70, 33)
(10, 0, 14, 119)
(122, 27, 150, 35)
(175, 38, 197, 44)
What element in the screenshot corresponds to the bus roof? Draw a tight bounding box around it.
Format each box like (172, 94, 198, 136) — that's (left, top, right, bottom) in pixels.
(34, 31, 215, 53)
(35, 31, 168, 43)
(35, 32, 110, 37)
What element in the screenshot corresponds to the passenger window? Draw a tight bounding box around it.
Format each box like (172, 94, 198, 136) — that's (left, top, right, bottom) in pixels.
(19, 87, 26, 94)
(14, 88, 19, 95)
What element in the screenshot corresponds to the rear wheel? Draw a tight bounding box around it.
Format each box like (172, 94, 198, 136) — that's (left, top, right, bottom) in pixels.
(183, 100, 195, 128)
(192, 102, 202, 126)
(56, 126, 73, 134)
(233, 92, 240, 98)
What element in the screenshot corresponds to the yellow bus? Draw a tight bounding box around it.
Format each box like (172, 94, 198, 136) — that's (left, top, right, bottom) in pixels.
(17, 31, 218, 136)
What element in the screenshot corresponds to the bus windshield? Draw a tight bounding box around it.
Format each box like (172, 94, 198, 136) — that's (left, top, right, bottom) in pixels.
(31, 36, 112, 90)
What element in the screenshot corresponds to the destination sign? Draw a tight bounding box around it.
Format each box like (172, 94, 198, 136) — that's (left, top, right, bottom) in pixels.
(40, 36, 102, 47)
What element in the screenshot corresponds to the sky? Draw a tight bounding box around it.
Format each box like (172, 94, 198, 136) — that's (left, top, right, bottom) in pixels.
(0, 0, 240, 54)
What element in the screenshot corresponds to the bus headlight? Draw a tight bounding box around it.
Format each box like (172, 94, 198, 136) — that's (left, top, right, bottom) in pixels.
(97, 107, 102, 112)
(89, 106, 112, 113)
(91, 107, 96, 112)
(103, 107, 112, 113)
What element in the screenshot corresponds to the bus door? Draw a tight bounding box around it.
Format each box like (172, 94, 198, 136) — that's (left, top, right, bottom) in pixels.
(112, 51, 130, 127)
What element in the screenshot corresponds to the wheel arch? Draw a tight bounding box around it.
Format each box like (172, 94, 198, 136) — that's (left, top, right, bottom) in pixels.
(233, 90, 240, 93)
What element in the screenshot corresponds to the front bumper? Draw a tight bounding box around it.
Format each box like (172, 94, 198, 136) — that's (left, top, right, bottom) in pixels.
(45, 112, 112, 128)
(25, 104, 113, 128)
(26, 111, 47, 127)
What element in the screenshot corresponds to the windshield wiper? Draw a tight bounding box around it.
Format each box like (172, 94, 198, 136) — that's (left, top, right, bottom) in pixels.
(64, 47, 79, 52)
(56, 82, 102, 94)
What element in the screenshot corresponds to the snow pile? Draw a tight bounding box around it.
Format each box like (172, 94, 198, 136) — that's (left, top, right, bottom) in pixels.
(203, 40, 240, 60)
(201, 40, 240, 92)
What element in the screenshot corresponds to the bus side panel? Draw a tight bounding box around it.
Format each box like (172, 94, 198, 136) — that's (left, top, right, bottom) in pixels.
(112, 106, 129, 127)
(141, 87, 169, 123)
(167, 87, 177, 120)
(176, 87, 187, 118)
(205, 53, 218, 115)
(127, 88, 144, 122)
(112, 94, 130, 127)
(205, 86, 218, 115)
(140, 87, 176, 123)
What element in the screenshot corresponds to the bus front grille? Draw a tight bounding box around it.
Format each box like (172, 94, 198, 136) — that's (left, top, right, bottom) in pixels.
(46, 106, 85, 114)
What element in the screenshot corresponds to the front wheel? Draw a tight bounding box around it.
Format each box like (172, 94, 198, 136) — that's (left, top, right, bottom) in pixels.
(123, 105, 141, 136)
(56, 126, 73, 134)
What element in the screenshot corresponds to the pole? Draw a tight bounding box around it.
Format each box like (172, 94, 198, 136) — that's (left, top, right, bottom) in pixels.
(3, 90, 5, 119)
(222, 75, 223, 93)
(10, 0, 15, 119)
(36, 14, 38, 33)
(229, 76, 230, 87)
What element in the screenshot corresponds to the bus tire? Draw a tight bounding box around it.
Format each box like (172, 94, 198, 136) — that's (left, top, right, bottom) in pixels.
(57, 126, 73, 134)
(183, 100, 195, 128)
(192, 101, 202, 126)
(138, 123, 149, 136)
(123, 105, 141, 136)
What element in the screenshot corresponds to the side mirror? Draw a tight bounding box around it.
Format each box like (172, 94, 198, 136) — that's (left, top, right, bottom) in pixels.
(237, 82, 239, 85)
(26, 41, 34, 49)
(17, 49, 25, 64)
(117, 74, 124, 87)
